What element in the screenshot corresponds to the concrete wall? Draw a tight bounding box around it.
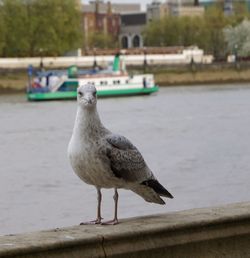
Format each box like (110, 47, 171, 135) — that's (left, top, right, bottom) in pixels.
(0, 202, 250, 258)
(0, 49, 206, 69)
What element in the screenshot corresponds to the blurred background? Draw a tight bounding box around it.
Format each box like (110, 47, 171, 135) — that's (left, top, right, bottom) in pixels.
(0, 0, 250, 236)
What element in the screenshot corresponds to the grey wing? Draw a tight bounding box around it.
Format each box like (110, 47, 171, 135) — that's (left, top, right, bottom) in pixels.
(106, 134, 153, 182)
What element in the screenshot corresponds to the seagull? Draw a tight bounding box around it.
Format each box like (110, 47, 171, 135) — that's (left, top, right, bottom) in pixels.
(68, 84, 173, 225)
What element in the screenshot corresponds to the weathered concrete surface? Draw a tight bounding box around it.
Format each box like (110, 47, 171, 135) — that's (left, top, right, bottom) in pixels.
(0, 202, 250, 258)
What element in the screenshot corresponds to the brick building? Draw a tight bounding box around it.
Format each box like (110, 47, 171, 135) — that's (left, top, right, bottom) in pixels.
(82, 1, 120, 48)
(82, 1, 141, 49)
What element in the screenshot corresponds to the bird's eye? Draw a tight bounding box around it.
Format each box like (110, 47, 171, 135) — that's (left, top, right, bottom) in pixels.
(93, 91, 97, 96)
(78, 91, 83, 97)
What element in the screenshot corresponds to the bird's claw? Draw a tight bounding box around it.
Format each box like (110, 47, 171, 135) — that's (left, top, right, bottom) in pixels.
(101, 219, 119, 225)
(80, 218, 102, 225)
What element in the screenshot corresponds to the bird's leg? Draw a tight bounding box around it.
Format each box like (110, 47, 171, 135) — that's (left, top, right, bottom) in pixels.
(113, 188, 119, 223)
(102, 188, 119, 225)
(80, 188, 103, 225)
(95, 188, 103, 222)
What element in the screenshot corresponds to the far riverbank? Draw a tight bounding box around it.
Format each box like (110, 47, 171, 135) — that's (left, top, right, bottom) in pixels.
(140, 62, 250, 86)
(0, 63, 250, 93)
(155, 67, 250, 86)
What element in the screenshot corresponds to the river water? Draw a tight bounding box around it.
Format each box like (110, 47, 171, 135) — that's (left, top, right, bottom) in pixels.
(0, 84, 250, 235)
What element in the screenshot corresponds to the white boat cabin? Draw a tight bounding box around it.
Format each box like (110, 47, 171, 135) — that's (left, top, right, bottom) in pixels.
(78, 74, 155, 91)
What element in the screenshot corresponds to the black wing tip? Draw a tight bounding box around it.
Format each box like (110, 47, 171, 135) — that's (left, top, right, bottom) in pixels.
(168, 193, 174, 199)
(159, 198, 166, 205)
(142, 179, 174, 199)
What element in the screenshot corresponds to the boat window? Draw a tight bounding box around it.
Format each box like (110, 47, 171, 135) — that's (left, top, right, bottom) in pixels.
(117, 80, 120, 84)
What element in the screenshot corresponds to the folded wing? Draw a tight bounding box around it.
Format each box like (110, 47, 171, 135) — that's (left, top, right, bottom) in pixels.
(106, 134, 173, 203)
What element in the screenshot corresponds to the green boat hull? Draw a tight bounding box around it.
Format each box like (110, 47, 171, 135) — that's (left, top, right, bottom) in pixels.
(27, 86, 159, 101)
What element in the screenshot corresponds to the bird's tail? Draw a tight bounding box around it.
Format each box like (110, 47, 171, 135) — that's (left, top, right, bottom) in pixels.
(142, 179, 174, 199)
(130, 185, 166, 205)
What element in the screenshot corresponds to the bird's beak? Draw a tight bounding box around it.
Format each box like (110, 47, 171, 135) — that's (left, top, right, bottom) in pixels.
(83, 93, 95, 105)
(87, 98, 92, 104)
(85, 96, 93, 104)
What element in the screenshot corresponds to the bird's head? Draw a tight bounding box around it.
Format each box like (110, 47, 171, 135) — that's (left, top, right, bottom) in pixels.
(77, 84, 97, 109)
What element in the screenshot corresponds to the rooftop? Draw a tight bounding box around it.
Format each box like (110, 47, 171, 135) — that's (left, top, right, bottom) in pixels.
(121, 12, 147, 26)
(82, 2, 141, 14)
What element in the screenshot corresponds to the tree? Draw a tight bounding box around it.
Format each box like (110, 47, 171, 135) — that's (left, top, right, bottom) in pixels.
(224, 19, 250, 57)
(204, 6, 229, 59)
(194, 0, 199, 6)
(143, 4, 250, 60)
(143, 19, 164, 46)
(144, 16, 183, 47)
(179, 16, 205, 47)
(1, 0, 83, 57)
(0, 4, 6, 55)
(144, 15, 210, 50)
(233, 1, 249, 18)
(1, 0, 30, 56)
(88, 32, 117, 49)
(26, 0, 83, 56)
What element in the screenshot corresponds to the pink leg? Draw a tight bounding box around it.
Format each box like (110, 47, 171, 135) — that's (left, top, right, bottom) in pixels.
(102, 188, 119, 225)
(80, 188, 103, 225)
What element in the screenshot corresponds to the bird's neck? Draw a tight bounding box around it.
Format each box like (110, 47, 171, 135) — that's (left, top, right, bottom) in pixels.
(73, 106, 105, 139)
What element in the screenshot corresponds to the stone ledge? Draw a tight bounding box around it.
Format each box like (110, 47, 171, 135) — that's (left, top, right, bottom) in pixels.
(0, 202, 250, 258)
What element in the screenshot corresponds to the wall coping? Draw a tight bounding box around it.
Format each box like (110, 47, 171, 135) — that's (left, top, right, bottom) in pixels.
(1, 202, 250, 257)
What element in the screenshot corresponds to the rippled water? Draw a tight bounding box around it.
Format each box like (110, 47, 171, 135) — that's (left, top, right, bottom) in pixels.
(1, 84, 250, 235)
